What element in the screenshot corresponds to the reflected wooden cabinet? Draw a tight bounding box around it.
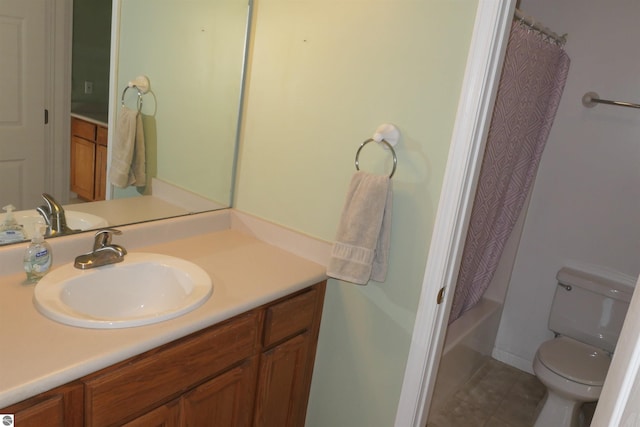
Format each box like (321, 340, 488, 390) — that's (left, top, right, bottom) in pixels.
(70, 117, 108, 201)
(2, 282, 326, 427)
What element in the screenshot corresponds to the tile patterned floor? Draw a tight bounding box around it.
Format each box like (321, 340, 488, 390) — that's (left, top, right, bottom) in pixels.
(426, 358, 547, 427)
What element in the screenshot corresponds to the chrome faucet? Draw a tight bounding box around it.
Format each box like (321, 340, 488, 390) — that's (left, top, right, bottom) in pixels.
(74, 228, 128, 269)
(36, 193, 77, 236)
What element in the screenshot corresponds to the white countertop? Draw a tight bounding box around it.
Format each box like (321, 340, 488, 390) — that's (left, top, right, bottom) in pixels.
(66, 195, 191, 227)
(0, 210, 329, 408)
(71, 111, 108, 127)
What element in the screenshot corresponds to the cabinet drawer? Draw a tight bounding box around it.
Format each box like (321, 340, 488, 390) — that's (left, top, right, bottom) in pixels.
(263, 288, 318, 347)
(84, 312, 260, 427)
(96, 126, 108, 146)
(71, 118, 96, 141)
(1, 382, 83, 427)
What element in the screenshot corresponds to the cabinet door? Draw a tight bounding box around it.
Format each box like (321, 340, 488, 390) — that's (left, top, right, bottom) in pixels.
(253, 332, 312, 427)
(3, 383, 83, 427)
(183, 357, 258, 427)
(84, 313, 259, 427)
(70, 135, 95, 200)
(71, 117, 97, 140)
(122, 399, 181, 427)
(94, 143, 107, 201)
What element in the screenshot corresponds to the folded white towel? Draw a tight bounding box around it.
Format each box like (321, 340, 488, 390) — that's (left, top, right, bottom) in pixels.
(327, 171, 392, 285)
(109, 107, 146, 188)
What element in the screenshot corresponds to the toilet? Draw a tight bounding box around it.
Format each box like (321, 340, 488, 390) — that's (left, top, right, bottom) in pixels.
(532, 267, 634, 427)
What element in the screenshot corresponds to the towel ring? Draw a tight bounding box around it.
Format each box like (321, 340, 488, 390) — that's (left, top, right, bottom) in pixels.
(355, 138, 398, 178)
(121, 85, 143, 112)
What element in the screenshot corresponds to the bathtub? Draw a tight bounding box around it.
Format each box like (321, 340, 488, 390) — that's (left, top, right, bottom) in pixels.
(428, 298, 503, 413)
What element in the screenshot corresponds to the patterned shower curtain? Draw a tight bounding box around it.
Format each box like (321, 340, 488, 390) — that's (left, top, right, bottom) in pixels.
(449, 20, 571, 323)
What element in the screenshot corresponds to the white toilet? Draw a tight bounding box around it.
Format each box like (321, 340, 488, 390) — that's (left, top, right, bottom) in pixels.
(533, 267, 634, 427)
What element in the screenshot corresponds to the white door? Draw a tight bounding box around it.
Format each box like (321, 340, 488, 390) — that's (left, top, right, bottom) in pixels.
(0, 0, 47, 210)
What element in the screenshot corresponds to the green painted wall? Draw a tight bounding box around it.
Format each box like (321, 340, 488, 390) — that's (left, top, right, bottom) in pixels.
(235, 0, 478, 425)
(72, 0, 112, 105)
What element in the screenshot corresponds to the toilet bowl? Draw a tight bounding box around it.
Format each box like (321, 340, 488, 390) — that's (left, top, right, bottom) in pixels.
(532, 267, 633, 427)
(533, 336, 610, 427)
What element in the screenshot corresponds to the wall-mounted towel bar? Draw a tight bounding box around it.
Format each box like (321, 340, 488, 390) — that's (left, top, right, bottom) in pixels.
(121, 75, 151, 111)
(354, 123, 399, 178)
(582, 91, 640, 110)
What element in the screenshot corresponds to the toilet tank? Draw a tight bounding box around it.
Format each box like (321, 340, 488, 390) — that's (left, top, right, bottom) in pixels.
(549, 267, 635, 353)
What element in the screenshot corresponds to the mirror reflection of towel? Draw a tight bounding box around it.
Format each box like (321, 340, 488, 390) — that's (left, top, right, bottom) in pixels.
(109, 106, 146, 188)
(327, 171, 392, 285)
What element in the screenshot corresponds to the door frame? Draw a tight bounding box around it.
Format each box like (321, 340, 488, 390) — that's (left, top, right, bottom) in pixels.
(395, 0, 640, 425)
(394, 0, 515, 425)
(48, 0, 73, 202)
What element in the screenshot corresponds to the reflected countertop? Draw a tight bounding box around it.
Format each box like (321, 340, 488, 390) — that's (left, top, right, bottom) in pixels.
(66, 196, 191, 228)
(71, 103, 109, 127)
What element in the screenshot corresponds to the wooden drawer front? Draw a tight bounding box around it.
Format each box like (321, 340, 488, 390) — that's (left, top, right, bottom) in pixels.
(84, 313, 259, 427)
(96, 126, 108, 146)
(71, 118, 96, 141)
(263, 288, 318, 348)
(2, 382, 83, 427)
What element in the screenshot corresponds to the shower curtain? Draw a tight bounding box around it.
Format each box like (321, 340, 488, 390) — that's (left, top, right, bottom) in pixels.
(449, 20, 571, 322)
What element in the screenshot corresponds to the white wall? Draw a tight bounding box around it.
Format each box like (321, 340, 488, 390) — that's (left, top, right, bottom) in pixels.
(493, 0, 640, 372)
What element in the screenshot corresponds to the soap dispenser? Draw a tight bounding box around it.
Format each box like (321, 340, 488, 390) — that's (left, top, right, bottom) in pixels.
(23, 222, 52, 283)
(0, 204, 26, 243)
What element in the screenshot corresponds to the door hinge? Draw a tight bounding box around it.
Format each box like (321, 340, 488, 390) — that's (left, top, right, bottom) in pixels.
(436, 287, 445, 304)
(44, 109, 49, 124)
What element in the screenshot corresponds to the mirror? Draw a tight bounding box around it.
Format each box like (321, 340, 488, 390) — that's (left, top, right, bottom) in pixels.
(0, 0, 250, 245)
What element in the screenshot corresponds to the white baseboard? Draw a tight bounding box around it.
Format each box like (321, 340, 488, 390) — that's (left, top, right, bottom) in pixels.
(151, 178, 226, 212)
(230, 210, 331, 267)
(492, 348, 534, 374)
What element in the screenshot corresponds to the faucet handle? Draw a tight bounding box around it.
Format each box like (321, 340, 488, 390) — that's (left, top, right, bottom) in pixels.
(93, 228, 123, 251)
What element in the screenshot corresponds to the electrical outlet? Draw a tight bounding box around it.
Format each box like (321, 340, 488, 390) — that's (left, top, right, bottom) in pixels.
(84, 81, 93, 95)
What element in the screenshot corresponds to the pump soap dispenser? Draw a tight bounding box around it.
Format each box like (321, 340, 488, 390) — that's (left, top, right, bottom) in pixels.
(0, 204, 26, 244)
(23, 222, 52, 283)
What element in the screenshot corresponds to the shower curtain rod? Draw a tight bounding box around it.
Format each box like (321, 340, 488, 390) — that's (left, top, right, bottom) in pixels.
(582, 92, 640, 110)
(514, 9, 567, 45)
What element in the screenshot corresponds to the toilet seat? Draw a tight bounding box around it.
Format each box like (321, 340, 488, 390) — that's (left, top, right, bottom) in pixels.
(537, 336, 611, 386)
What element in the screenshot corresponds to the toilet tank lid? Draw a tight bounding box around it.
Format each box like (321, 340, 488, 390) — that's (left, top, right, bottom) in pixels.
(557, 267, 635, 303)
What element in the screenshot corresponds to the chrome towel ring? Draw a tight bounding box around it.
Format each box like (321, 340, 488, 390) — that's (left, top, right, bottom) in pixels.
(354, 124, 400, 178)
(121, 86, 144, 112)
(120, 75, 150, 112)
(355, 138, 398, 178)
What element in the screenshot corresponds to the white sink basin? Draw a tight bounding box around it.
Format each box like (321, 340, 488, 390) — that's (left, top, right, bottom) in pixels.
(34, 253, 213, 329)
(1, 209, 108, 238)
(64, 211, 109, 230)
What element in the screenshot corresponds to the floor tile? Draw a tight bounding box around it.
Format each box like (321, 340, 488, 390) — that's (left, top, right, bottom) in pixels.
(427, 358, 545, 427)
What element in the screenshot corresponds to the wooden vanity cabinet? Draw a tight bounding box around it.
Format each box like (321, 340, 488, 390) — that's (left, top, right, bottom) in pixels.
(70, 117, 108, 201)
(84, 310, 261, 427)
(254, 285, 322, 427)
(1, 382, 83, 427)
(1, 281, 326, 427)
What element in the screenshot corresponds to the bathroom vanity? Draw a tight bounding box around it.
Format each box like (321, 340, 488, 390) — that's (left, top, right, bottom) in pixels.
(70, 115, 109, 202)
(0, 210, 329, 426)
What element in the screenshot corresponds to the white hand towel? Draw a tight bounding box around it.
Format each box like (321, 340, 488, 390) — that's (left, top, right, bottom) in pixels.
(130, 112, 146, 187)
(327, 171, 392, 285)
(109, 107, 146, 188)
